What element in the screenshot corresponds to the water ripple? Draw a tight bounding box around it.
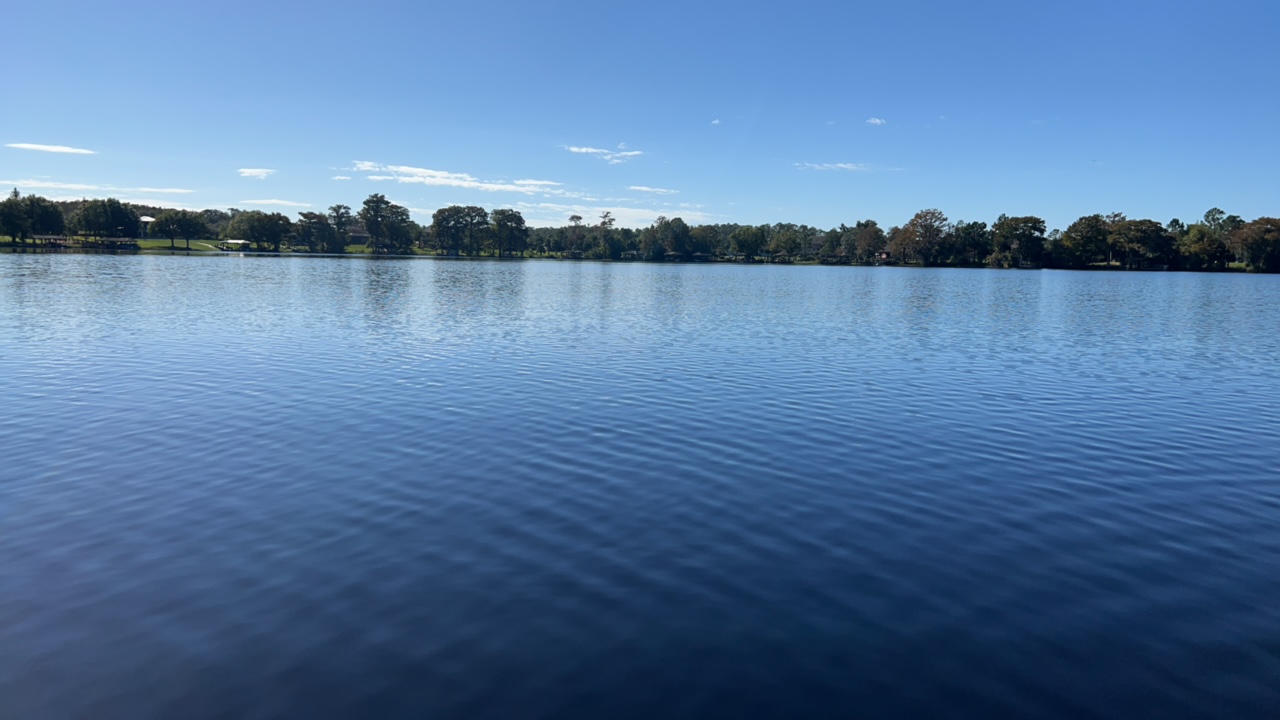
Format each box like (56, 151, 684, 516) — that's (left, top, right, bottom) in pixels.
(2, 257, 1278, 718)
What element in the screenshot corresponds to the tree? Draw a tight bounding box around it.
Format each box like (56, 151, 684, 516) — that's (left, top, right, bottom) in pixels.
(225, 211, 292, 251)
(688, 223, 719, 257)
(459, 206, 489, 255)
(769, 223, 802, 256)
(590, 211, 621, 259)
(431, 206, 465, 255)
(821, 226, 844, 257)
(26, 195, 65, 237)
(947, 221, 991, 266)
(567, 214, 584, 254)
(1177, 223, 1231, 271)
(71, 198, 141, 238)
(729, 225, 766, 260)
(0, 189, 29, 242)
(992, 215, 1046, 267)
(327, 204, 352, 253)
(902, 209, 949, 265)
(1232, 217, 1280, 272)
(295, 212, 335, 253)
(491, 208, 530, 257)
(1057, 214, 1110, 269)
(359, 194, 393, 247)
(150, 210, 209, 249)
(151, 210, 182, 248)
(1109, 219, 1172, 268)
(846, 220, 886, 263)
(375, 204, 414, 254)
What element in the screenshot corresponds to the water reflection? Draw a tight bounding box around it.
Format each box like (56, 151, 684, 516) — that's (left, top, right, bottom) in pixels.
(1, 256, 1278, 719)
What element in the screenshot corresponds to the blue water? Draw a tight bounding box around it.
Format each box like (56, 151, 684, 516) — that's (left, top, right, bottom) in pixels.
(2, 254, 1278, 719)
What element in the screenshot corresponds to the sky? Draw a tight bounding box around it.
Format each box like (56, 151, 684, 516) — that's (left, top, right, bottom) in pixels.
(4, 0, 1278, 229)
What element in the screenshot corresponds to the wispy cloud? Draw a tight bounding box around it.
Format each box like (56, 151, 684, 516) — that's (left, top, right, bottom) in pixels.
(866, 117, 887, 126)
(115, 198, 196, 209)
(0, 179, 194, 194)
(795, 162, 872, 171)
(332, 175, 352, 181)
(5, 143, 96, 155)
(711, 119, 721, 125)
(516, 202, 711, 228)
(354, 161, 578, 197)
(238, 168, 276, 179)
(629, 185, 679, 195)
(563, 144, 644, 165)
(241, 199, 310, 207)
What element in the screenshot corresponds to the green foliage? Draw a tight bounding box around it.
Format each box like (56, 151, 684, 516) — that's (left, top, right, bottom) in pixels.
(1177, 224, 1231, 271)
(1233, 217, 1280, 272)
(730, 225, 767, 259)
(327, 205, 352, 253)
(768, 223, 801, 256)
(491, 208, 529, 257)
(294, 212, 334, 253)
(150, 210, 210, 248)
(991, 215, 1046, 267)
(1110, 219, 1172, 267)
(0, 189, 30, 242)
(843, 220, 885, 262)
(902, 209, 950, 265)
(72, 198, 141, 238)
(431, 205, 489, 255)
(357, 195, 415, 254)
(6, 188, 1275, 275)
(945, 221, 991, 266)
(26, 195, 65, 236)
(1057, 214, 1110, 268)
(225, 211, 292, 251)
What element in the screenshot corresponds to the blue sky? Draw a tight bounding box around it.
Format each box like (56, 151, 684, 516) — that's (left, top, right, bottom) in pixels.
(4, 0, 1277, 229)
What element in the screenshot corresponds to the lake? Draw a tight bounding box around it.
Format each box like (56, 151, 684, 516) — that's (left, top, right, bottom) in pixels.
(2, 254, 1278, 719)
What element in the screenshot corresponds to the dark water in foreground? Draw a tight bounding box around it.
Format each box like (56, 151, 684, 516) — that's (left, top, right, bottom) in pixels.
(2, 254, 1278, 719)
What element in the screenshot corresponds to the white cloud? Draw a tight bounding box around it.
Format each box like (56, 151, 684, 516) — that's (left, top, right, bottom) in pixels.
(563, 145, 644, 164)
(795, 162, 872, 171)
(332, 175, 352, 181)
(355, 161, 568, 195)
(711, 119, 721, 125)
(629, 185, 679, 195)
(516, 202, 711, 228)
(0, 179, 194, 194)
(866, 117, 887, 126)
(0, 179, 98, 191)
(115, 198, 195, 209)
(238, 168, 276, 179)
(5, 143, 96, 155)
(241, 199, 311, 207)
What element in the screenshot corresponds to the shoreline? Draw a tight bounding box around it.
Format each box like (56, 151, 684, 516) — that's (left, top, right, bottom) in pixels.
(0, 244, 1252, 272)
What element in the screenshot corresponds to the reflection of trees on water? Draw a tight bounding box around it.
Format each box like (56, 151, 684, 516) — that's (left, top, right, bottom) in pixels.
(361, 258, 413, 318)
(429, 260, 527, 323)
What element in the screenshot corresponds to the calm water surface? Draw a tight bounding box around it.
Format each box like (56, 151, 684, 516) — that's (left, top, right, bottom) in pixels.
(2, 254, 1278, 719)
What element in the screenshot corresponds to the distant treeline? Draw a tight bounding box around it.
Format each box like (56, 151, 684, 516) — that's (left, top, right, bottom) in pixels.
(3, 189, 1278, 272)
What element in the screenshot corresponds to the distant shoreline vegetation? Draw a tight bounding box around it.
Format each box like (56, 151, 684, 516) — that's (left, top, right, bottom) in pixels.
(2, 189, 1278, 272)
